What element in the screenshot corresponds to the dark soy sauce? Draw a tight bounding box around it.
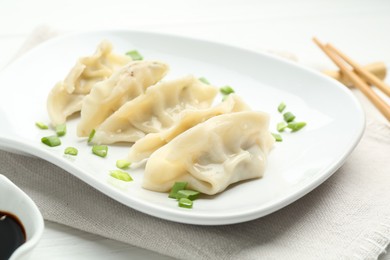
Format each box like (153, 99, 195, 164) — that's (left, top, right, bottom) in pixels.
(0, 211, 26, 260)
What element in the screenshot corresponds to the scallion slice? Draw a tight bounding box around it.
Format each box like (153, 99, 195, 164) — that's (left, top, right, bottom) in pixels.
(283, 112, 295, 123)
(92, 145, 108, 158)
(56, 124, 66, 137)
(35, 122, 48, 130)
(176, 190, 200, 201)
(169, 182, 188, 199)
(116, 159, 131, 169)
(41, 135, 61, 147)
(178, 198, 193, 209)
(278, 102, 286, 113)
(271, 133, 283, 142)
(110, 170, 133, 182)
(287, 121, 307, 132)
(126, 50, 143, 60)
(64, 147, 78, 156)
(88, 129, 96, 143)
(222, 95, 230, 101)
(220, 86, 235, 95)
(277, 122, 287, 132)
(199, 77, 210, 84)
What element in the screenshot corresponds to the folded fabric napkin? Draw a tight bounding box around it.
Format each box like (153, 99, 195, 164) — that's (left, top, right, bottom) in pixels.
(1, 27, 390, 259)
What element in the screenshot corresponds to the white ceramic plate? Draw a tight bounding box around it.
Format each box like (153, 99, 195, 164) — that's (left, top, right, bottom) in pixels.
(0, 30, 364, 225)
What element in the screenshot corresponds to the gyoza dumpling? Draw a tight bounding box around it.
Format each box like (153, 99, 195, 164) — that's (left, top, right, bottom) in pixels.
(77, 60, 169, 137)
(92, 75, 218, 144)
(143, 111, 274, 195)
(47, 40, 132, 126)
(47, 84, 84, 127)
(127, 94, 250, 163)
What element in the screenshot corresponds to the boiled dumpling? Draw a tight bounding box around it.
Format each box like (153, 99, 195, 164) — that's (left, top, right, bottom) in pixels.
(47, 84, 84, 127)
(127, 94, 250, 163)
(47, 40, 132, 126)
(77, 60, 169, 137)
(62, 40, 133, 94)
(92, 75, 218, 144)
(143, 111, 274, 195)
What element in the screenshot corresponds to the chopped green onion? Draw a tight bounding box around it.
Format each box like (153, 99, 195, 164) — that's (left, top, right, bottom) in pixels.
(116, 159, 131, 169)
(56, 124, 66, 137)
(88, 129, 96, 143)
(64, 147, 78, 156)
(110, 170, 133, 182)
(41, 135, 61, 147)
(92, 145, 108, 157)
(177, 190, 200, 201)
(278, 102, 286, 113)
(222, 95, 230, 101)
(277, 122, 287, 132)
(287, 122, 307, 132)
(126, 50, 143, 60)
(220, 86, 235, 95)
(35, 122, 48, 130)
(169, 182, 188, 199)
(178, 198, 193, 209)
(198, 77, 210, 84)
(283, 112, 295, 123)
(271, 133, 283, 142)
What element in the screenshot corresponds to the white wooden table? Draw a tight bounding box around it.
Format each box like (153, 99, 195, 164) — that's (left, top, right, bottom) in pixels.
(1, 0, 390, 258)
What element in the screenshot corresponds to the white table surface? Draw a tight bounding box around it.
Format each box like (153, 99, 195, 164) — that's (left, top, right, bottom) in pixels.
(1, 0, 390, 259)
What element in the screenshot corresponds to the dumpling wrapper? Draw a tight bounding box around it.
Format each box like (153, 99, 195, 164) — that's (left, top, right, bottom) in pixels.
(143, 111, 275, 195)
(47, 40, 132, 126)
(127, 94, 250, 163)
(92, 75, 218, 144)
(77, 60, 169, 137)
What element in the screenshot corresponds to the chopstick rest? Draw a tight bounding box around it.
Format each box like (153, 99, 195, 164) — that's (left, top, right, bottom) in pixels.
(313, 37, 390, 121)
(323, 62, 387, 88)
(326, 44, 390, 97)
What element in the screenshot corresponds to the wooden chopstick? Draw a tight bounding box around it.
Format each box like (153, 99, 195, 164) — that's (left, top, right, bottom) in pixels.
(313, 37, 390, 121)
(326, 43, 390, 97)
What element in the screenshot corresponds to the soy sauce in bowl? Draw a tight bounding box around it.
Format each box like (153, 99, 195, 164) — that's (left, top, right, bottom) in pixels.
(0, 211, 26, 260)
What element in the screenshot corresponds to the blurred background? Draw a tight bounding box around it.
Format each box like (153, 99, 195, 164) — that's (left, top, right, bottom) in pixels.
(1, 0, 390, 70)
(1, 0, 389, 259)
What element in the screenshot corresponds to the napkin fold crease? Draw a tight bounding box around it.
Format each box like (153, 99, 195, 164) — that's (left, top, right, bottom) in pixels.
(1, 26, 390, 260)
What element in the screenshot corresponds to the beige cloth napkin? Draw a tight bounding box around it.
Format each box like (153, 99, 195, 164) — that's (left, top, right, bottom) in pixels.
(2, 27, 390, 259)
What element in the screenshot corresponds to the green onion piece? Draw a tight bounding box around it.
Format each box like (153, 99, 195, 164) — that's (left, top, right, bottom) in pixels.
(178, 198, 193, 209)
(287, 122, 307, 132)
(116, 159, 131, 169)
(271, 133, 283, 142)
(283, 112, 296, 123)
(88, 129, 96, 143)
(92, 145, 108, 158)
(177, 190, 200, 201)
(126, 50, 143, 60)
(277, 122, 287, 132)
(64, 147, 78, 156)
(41, 135, 61, 147)
(110, 170, 133, 182)
(220, 86, 235, 95)
(278, 102, 286, 113)
(35, 122, 48, 130)
(56, 124, 66, 137)
(168, 182, 188, 199)
(198, 77, 210, 84)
